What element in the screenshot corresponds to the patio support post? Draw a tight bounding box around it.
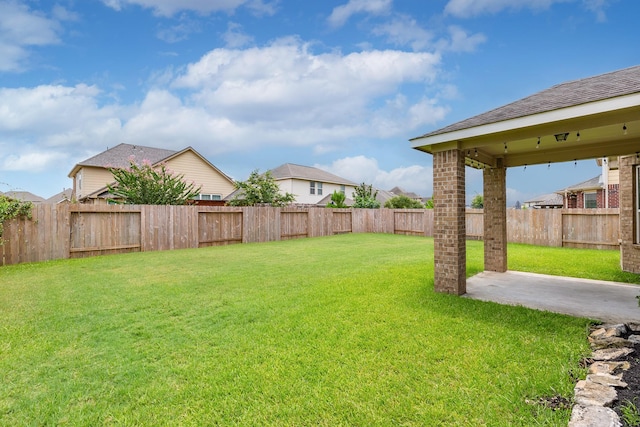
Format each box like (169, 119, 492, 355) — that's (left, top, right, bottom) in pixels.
(619, 155, 640, 273)
(433, 148, 466, 294)
(483, 160, 507, 272)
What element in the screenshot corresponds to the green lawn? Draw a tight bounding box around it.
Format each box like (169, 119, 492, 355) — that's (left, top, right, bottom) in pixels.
(1, 234, 635, 426)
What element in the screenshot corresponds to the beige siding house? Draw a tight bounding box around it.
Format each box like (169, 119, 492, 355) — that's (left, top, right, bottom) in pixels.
(270, 163, 358, 205)
(68, 144, 235, 204)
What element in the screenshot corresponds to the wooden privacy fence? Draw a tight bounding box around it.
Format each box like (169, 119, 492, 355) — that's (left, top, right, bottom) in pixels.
(1, 205, 619, 266)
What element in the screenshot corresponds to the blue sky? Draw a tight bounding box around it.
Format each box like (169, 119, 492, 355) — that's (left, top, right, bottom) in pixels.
(0, 0, 638, 205)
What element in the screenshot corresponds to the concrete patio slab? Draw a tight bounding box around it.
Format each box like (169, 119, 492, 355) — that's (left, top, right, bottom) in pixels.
(465, 271, 640, 323)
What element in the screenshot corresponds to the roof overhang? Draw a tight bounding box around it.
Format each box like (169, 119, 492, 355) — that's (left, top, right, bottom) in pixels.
(411, 92, 640, 168)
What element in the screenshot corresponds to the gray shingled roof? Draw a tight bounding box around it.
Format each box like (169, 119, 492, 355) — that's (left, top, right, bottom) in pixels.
(77, 143, 177, 169)
(270, 163, 358, 186)
(45, 188, 73, 203)
(415, 65, 640, 139)
(2, 191, 46, 203)
(524, 193, 563, 207)
(559, 175, 603, 192)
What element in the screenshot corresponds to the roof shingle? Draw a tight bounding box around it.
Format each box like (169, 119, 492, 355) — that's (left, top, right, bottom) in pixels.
(269, 163, 357, 186)
(415, 64, 640, 139)
(77, 143, 177, 169)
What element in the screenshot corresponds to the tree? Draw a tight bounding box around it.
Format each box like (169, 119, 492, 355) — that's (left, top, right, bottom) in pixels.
(107, 159, 202, 205)
(353, 183, 380, 209)
(471, 194, 484, 209)
(384, 195, 424, 209)
(424, 197, 434, 209)
(326, 190, 348, 208)
(0, 195, 33, 241)
(227, 170, 295, 207)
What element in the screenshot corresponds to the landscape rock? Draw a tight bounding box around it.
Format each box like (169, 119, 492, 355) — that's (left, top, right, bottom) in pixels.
(586, 373, 627, 388)
(591, 347, 634, 361)
(588, 361, 631, 377)
(627, 322, 640, 332)
(573, 380, 618, 407)
(628, 334, 640, 344)
(604, 324, 627, 337)
(568, 405, 621, 427)
(589, 336, 632, 350)
(590, 327, 607, 338)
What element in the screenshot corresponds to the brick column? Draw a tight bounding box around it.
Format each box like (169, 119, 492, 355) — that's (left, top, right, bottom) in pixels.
(619, 155, 640, 273)
(433, 149, 466, 295)
(483, 163, 507, 272)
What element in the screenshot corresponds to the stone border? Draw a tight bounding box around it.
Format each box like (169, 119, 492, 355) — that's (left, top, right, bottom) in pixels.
(569, 322, 640, 427)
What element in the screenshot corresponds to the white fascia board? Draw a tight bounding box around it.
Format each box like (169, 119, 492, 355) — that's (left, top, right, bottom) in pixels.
(412, 92, 640, 149)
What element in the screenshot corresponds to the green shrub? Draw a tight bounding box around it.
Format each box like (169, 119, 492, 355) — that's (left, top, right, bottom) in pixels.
(0, 195, 33, 240)
(384, 195, 423, 209)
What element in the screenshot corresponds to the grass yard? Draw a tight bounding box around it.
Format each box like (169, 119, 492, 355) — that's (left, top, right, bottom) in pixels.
(1, 234, 636, 426)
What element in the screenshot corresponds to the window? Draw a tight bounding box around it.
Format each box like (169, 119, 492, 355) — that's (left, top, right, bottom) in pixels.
(340, 185, 345, 194)
(192, 194, 221, 201)
(310, 182, 323, 196)
(584, 192, 597, 209)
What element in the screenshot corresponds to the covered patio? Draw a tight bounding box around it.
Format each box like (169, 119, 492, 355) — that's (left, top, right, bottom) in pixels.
(410, 65, 640, 296)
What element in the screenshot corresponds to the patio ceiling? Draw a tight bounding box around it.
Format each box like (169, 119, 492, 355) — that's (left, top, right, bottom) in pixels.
(410, 66, 640, 169)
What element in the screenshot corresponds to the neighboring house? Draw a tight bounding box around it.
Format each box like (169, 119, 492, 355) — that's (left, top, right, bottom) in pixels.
(557, 157, 620, 208)
(389, 186, 421, 200)
(46, 188, 73, 204)
(1, 191, 45, 203)
(68, 144, 236, 204)
(269, 163, 358, 205)
(388, 186, 430, 204)
(522, 193, 563, 209)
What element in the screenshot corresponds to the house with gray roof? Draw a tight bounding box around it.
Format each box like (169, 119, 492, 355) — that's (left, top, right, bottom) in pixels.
(1, 191, 45, 203)
(45, 188, 73, 204)
(269, 163, 358, 205)
(522, 193, 563, 209)
(68, 143, 235, 204)
(553, 156, 620, 209)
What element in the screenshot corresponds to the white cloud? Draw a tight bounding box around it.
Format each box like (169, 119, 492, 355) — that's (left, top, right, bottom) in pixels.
(328, 0, 393, 28)
(317, 156, 433, 196)
(0, 84, 123, 171)
(583, 0, 609, 22)
(444, 0, 569, 18)
(443, 0, 608, 19)
(222, 22, 254, 48)
(157, 15, 202, 43)
(371, 14, 485, 54)
(0, 39, 450, 178)
(166, 38, 444, 146)
(101, 0, 277, 17)
(2, 151, 66, 172)
(0, 1, 62, 71)
(438, 26, 487, 53)
(372, 14, 434, 51)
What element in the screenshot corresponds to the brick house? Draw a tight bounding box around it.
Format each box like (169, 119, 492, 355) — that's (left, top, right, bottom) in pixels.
(410, 64, 640, 294)
(559, 158, 620, 209)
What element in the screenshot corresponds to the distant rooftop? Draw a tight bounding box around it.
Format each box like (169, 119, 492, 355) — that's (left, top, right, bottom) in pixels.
(270, 163, 358, 186)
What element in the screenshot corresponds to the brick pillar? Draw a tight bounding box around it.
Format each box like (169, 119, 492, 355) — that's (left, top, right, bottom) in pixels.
(619, 155, 640, 273)
(433, 149, 466, 295)
(483, 163, 507, 272)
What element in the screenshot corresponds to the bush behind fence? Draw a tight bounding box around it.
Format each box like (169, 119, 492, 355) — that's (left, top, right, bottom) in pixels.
(1, 205, 619, 266)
